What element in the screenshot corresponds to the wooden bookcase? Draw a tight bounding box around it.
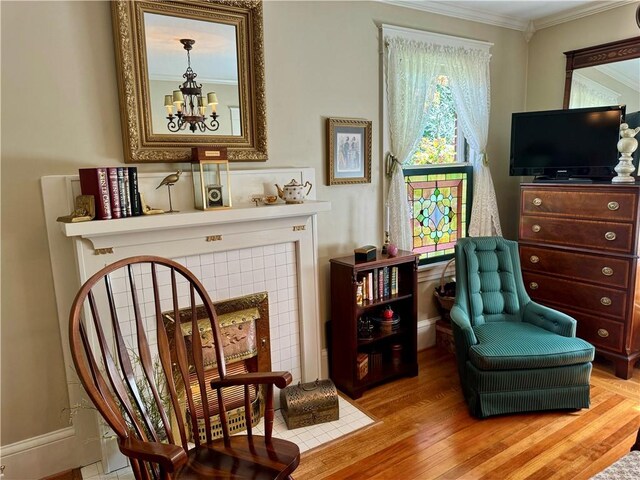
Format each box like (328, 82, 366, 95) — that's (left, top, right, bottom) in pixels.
(329, 250, 419, 399)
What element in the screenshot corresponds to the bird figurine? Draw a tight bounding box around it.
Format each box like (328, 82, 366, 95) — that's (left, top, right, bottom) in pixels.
(156, 170, 182, 189)
(156, 170, 182, 213)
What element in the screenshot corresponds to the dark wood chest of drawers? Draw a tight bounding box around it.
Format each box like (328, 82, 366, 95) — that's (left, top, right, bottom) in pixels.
(519, 183, 640, 379)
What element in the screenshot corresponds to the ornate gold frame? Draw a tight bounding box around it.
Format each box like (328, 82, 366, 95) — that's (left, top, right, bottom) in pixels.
(112, 0, 268, 163)
(326, 117, 372, 185)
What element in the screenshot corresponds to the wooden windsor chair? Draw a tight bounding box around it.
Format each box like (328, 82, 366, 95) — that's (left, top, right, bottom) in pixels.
(69, 256, 300, 480)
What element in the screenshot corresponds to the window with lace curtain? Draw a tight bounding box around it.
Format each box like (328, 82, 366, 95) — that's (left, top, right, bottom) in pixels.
(383, 25, 499, 262)
(399, 73, 472, 264)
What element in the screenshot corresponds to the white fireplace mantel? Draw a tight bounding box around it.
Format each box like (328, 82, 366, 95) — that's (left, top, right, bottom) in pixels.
(42, 167, 330, 472)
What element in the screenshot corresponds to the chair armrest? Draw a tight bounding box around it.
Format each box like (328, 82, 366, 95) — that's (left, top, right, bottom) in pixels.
(450, 305, 478, 349)
(119, 436, 187, 473)
(210, 371, 293, 390)
(523, 301, 576, 337)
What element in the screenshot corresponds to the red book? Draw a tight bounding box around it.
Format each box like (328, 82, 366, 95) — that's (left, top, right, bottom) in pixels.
(106, 167, 122, 219)
(79, 168, 112, 220)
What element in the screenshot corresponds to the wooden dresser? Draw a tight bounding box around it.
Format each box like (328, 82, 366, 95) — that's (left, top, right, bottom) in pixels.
(519, 183, 640, 379)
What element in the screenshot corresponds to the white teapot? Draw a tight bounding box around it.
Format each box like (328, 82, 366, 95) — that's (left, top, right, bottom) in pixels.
(275, 179, 313, 204)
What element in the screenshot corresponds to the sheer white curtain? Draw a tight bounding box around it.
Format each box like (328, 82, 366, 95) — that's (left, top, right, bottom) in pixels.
(384, 37, 438, 250)
(444, 47, 502, 236)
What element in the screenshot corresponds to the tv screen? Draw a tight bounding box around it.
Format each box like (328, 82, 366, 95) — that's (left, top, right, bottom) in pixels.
(509, 105, 624, 180)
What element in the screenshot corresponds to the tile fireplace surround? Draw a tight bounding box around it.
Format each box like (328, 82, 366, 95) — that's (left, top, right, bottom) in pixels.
(42, 167, 330, 473)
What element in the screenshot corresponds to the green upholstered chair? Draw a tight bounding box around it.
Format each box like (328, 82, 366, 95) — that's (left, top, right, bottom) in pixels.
(450, 237, 595, 418)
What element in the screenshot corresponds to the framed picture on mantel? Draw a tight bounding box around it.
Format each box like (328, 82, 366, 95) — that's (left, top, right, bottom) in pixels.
(326, 117, 372, 185)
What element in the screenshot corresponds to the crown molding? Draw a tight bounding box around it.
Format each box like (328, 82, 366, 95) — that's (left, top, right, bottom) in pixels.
(380, 0, 528, 30)
(379, 1, 636, 32)
(534, 1, 636, 29)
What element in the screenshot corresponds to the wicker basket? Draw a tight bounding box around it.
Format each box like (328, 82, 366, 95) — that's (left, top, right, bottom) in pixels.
(433, 258, 455, 316)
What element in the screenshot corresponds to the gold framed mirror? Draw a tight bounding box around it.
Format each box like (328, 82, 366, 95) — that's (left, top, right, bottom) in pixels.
(563, 36, 640, 111)
(112, 0, 267, 163)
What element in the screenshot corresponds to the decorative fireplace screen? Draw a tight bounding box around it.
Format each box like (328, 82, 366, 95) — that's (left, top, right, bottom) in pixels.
(162, 291, 272, 443)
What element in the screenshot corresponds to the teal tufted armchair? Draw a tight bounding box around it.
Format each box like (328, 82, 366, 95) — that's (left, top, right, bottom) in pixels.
(450, 237, 595, 418)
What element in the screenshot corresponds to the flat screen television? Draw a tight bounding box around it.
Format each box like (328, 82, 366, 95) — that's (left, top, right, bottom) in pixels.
(509, 105, 625, 181)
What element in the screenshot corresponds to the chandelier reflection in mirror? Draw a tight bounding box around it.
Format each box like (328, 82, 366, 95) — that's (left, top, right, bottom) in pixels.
(164, 39, 220, 133)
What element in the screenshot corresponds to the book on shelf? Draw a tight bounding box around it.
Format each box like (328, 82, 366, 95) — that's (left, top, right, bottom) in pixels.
(116, 167, 128, 217)
(367, 272, 373, 301)
(128, 167, 141, 216)
(78, 168, 112, 220)
(383, 266, 390, 297)
(374, 269, 379, 301)
(356, 353, 369, 380)
(106, 167, 122, 219)
(391, 266, 398, 295)
(123, 167, 132, 216)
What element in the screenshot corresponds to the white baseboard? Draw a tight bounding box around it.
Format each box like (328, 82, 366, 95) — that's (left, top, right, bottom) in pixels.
(418, 315, 439, 351)
(1, 427, 77, 480)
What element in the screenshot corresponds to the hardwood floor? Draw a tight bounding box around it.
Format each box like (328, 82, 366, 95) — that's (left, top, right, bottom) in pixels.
(295, 348, 640, 480)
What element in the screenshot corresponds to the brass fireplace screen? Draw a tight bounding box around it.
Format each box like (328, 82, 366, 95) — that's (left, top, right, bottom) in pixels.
(162, 291, 271, 443)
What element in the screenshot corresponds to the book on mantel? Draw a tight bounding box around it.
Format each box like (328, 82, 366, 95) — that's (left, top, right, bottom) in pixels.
(78, 166, 141, 220)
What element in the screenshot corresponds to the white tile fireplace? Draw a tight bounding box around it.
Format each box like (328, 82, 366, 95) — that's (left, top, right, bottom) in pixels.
(42, 167, 330, 472)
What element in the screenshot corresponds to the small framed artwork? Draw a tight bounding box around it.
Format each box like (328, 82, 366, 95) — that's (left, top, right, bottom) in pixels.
(326, 117, 372, 185)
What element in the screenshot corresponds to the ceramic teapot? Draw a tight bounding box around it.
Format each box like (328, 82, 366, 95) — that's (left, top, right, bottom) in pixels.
(275, 179, 313, 204)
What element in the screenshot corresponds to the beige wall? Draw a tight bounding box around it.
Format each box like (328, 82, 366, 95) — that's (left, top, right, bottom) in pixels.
(1, 0, 529, 449)
(526, 2, 640, 111)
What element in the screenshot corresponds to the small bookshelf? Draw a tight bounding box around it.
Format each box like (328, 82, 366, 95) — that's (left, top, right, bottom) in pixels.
(329, 250, 419, 399)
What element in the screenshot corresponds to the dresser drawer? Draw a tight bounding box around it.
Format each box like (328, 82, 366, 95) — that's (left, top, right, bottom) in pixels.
(522, 188, 637, 222)
(520, 216, 634, 254)
(554, 306, 625, 352)
(522, 272, 627, 320)
(519, 245, 633, 289)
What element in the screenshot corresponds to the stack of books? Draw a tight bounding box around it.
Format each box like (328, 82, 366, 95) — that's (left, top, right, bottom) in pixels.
(358, 266, 399, 303)
(79, 167, 141, 220)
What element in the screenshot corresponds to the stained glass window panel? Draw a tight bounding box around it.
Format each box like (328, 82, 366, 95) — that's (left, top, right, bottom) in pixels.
(404, 165, 472, 265)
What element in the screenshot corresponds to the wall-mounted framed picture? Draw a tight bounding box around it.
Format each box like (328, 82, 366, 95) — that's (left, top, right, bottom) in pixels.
(326, 117, 372, 185)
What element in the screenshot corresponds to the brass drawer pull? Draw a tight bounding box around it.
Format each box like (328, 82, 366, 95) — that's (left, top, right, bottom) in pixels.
(600, 297, 612, 306)
(605, 231, 616, 241)
(602, 266, 614, 276)
(532, 225, 541, 233)
(597, 328, 609, 338)
(607, 201, 619, 211)
(529, 282, 539, 290)
(532, 197, 542, 206)
(530, 255, 540, 264)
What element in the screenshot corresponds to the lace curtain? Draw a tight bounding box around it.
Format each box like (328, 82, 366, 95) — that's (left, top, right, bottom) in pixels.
(444, 47, 502, 237)
(385, 38, 439, 250)
(384, 31, 502, 247)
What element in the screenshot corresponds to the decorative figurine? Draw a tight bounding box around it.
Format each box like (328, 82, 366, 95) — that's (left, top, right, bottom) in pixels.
(156, 170, 182, 212)
(358, 316, 374, 339)
(57, 195, 95, 223)
(387, 243, 399, 257)
(139, 192, 164, 215)
(612, 123, 640, 183)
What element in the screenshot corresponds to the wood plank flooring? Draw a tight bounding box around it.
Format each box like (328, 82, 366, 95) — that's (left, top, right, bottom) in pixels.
(294, 348, 640, 480)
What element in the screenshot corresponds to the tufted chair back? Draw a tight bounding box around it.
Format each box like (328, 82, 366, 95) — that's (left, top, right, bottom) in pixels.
(454, 237, 531, 326)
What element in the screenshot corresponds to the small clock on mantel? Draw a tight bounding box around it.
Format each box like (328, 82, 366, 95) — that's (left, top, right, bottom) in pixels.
(191, 147, 232, 210)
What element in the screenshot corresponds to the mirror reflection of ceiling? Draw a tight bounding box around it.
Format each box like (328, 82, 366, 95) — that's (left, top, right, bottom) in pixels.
(144, 12, 241, 136)
(570, 58, 640, 112)
(145, 13, 238, 84)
